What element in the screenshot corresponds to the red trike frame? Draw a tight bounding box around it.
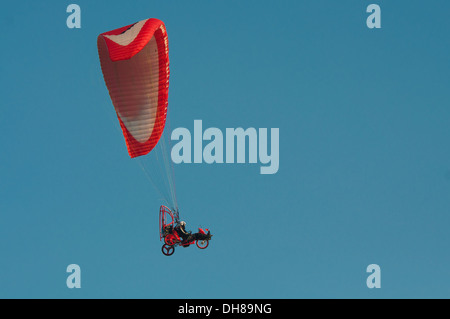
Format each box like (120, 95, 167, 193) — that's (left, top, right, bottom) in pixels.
(159, 205, 177, 241)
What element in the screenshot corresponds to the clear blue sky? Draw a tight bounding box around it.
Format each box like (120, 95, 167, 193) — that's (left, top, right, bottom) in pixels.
(1, 0, 450, 298)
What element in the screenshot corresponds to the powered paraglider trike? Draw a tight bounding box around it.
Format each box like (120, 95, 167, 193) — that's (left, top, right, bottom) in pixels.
(159, 206, 212, 256)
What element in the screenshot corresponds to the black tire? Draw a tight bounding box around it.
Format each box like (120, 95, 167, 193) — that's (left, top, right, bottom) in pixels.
(162, 244, 175, 256)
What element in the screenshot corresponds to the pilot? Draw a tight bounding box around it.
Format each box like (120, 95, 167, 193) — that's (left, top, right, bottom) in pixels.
(175, 221, 191, 242)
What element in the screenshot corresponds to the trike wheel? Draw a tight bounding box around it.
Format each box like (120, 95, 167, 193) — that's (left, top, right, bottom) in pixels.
(164, 234, 177, 246)
(196, 239, 209, 249)
(162, 244, 175, 256)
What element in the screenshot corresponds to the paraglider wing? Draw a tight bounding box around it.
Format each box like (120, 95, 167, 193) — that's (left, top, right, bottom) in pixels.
(97, 18, 170, 158)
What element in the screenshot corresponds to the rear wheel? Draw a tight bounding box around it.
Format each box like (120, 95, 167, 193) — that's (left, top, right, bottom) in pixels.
(196, 239, 209, 249)
(162, 244, 175, 256)
(164, 234, 177, 245)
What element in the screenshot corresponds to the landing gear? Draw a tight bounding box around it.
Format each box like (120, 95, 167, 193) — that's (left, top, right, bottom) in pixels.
(161, 244, 175, 256)
(196, 239, 209, 249)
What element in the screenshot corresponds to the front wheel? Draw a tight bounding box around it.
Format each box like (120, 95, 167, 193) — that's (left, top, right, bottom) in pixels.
(162, 244, 175, 256)
(196, 239, 209, 249)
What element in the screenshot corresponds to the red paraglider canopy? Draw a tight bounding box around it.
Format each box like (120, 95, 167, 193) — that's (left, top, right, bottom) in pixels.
(97, 18, 170, 158)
